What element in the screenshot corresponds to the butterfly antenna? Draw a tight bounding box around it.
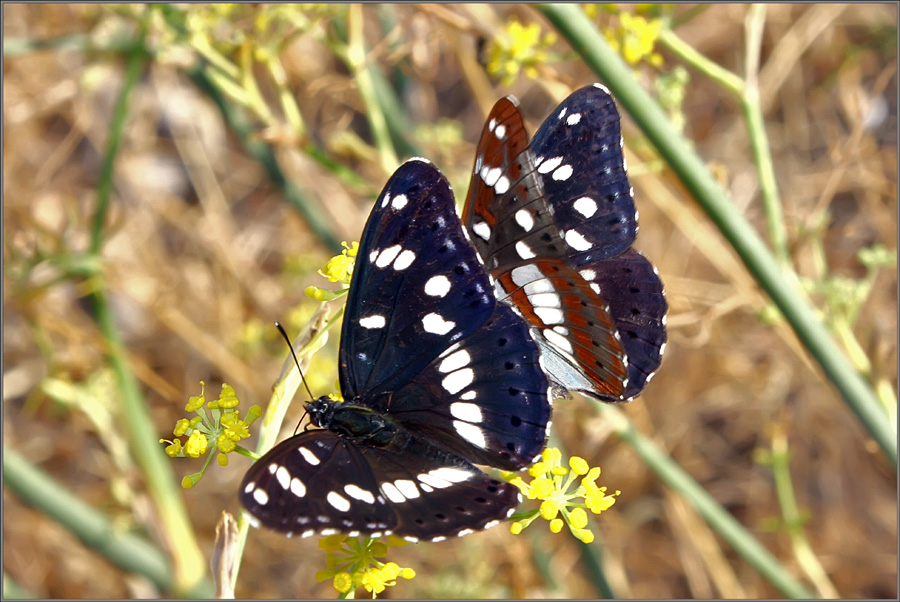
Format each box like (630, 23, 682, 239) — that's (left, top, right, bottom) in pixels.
(275, 321, 316, 402)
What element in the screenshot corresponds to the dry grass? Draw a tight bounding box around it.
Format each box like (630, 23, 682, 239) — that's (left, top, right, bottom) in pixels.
(3, 4, 896, 599)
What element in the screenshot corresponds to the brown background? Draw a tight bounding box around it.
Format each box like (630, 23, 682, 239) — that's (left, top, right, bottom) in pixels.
(3, 4, 896, 598)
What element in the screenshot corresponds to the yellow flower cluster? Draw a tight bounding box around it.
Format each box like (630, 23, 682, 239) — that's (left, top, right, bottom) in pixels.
(485, 20, 558, 86)
(306, 241, 358, 301)
(314, 535, 415, 596)
(159, 382, 262, 487)
(605, 12, 664, 68)
(506, 447, 619, 544)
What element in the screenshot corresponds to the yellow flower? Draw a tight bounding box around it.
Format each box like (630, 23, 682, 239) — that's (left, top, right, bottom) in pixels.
(164, 382, 262, 486)
(332, 572, 353, 594)
(318, 241, 359, 284)
(184, 431, 208, 458)
(505, 447, 619, 542)
(314, 535, 416, 596)
(485, 19, 558, 85)
(605, 11, 665, 68)
(570, 456, 589, 475)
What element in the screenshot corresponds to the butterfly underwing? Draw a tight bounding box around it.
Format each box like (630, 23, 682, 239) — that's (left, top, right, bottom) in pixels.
(241, 158, 552, 542)
(462, 84, 667, 401)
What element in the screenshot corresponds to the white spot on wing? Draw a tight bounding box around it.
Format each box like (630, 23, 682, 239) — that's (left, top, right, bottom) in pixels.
(252, 488, 269, 505)
(579, 268, 597, 281)
(529, 292, 562, 308)
(442, 368, 475, 395)
(391, 194, 408, 210)
(565, 229, 593, 251)
(573, 196, 598, 218)
(422, 312, 456, 335)
(523, 279, 555, 295)
(511, 264, 545, 288)
(393, 249, 416, 271)
(430, 467, 471, 483)
(380, 193, 391, 208)
(381, 482, 406, 503)
(394, 479, 420, 500)
(534, 307, 565, 325)
(495, 124, 506, 139)
(566, 112, 582, 126)
(275, 466, 291, 490)
(344, 484, 376, 504)
(472, 221, 492, 241)
(359, 315, 386, 329)
(375, 244, 402, 268)
(460, 390, 477, 400)
(450, 401, 483, 423)
(291, 477, 306, 497)
(298, 447, 320, 465)
(482, 166, 501, 186)
(438, 349, 471, 373)
(417, 472, 451, 489)
(515, 209, 534, 231)
(543, 327, 575, 354)
(494, 175, 510, 194)
(327, 491, 351, 512)
(454, 420, 487, 448)
(425, 275, 452, 297)
(552, 164, 573, 181)
(537, 156, 563, 174)
(515, 240, 536, 259)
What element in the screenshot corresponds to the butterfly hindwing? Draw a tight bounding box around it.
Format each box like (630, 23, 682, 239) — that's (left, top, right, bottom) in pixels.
(241, 430, 397, 538)
(240, 429, 523, 541)
(577, 249, 667, 398)
(388, 301, 552, 470)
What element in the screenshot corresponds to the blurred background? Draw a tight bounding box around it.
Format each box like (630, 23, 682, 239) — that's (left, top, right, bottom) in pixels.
(3, 4, 896, 599)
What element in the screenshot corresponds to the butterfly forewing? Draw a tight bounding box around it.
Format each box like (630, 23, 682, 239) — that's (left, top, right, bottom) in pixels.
(530, 84, 637, 264)
(340, 159, 495, 403)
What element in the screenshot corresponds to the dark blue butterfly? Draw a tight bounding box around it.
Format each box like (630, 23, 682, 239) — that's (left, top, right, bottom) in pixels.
(462, 84, 667, 401)
(241, 159, 551, 542)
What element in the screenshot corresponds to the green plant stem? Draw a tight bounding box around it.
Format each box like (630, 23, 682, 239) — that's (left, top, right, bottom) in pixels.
(596, 406, 814, 598)
(3, 447, 214, 597)
(742, 5, 790, 268)
(658, 27, 743, 95)
(769, 428, 839, 597)
(346, 4, 399, 174)
(86, 30, 207, 595)
(538, 3, 896, 467)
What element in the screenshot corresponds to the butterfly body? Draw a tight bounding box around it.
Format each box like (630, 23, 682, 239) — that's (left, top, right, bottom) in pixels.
(241, 159, 551, 542)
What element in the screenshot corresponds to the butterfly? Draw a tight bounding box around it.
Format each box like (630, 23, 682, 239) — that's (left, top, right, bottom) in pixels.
(241, 158, 552, 542)
(462, 84, 668, 402)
